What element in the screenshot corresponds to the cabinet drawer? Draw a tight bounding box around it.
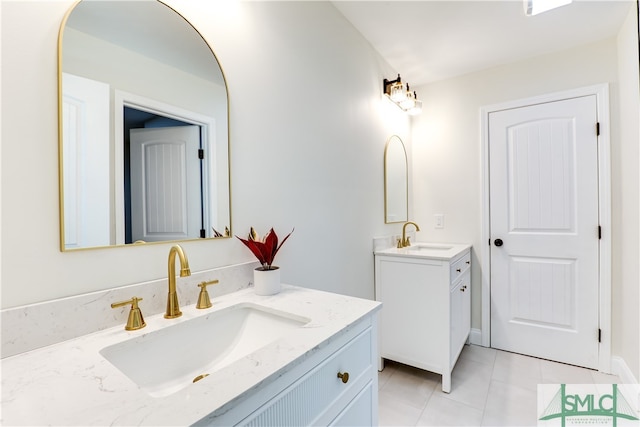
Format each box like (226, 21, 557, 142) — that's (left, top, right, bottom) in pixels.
(450, 251, 471, 283)
(240, 328, 373, 426)
(329, 380, 374, 426)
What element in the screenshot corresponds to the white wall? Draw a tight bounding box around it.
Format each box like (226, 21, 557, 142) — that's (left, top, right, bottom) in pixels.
(63, 27, 226, 118)
(412, 20, 639, 378)
(0, 1, 410, 308)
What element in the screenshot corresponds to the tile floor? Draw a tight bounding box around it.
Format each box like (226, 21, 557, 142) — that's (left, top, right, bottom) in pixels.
(378, 345, 620, 426)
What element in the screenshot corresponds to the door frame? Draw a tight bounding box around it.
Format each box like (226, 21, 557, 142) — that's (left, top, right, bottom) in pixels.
(480, 84, 612, 373)
(113, 90, 216, 245)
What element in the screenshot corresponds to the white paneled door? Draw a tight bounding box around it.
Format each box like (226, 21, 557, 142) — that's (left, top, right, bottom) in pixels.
(62, 73, 110, 249)
(130, 126, 202, 243)
(489, 96, 599, 369)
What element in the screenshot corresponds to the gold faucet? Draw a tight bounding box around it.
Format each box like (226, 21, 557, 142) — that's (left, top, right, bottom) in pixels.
(165, 244, 191, 319)
(401, 221, 420, 247)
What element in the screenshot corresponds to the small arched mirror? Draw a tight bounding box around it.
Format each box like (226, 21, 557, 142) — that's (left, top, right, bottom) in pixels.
(384, 135, 408, 223)
(58, 0, 230, 250)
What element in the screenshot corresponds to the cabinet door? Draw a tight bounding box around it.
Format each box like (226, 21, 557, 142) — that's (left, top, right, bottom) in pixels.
(376, 257, 446, 370)
(449, 275, 471, 366)
(461, 270, 471, 342)
(450, 280, 463, 366)
(450, 271, 471, 366)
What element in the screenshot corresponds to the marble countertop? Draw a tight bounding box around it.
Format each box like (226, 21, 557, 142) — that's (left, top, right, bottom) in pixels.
(374, 242, 471, 261)
(1, 285, 381, 426)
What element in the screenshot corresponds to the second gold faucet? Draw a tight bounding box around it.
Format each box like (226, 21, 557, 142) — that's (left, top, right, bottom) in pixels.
(400, 221, 420, 247)
(165, 244, 191, 319)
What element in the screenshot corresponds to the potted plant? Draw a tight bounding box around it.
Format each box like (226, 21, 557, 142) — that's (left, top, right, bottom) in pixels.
(236, 227, 294, 295)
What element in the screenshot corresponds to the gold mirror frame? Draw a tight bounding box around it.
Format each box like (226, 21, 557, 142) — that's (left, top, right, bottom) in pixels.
(384, 135, 408, 224)
(58, 0, 231, 251)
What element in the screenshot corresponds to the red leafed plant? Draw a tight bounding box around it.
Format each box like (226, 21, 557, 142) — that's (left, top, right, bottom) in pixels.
(236, 228, 294, 271)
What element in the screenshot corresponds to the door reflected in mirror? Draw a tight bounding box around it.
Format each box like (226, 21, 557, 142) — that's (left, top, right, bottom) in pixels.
(384, 135, 408, 223)
(58, 0, 230, 250)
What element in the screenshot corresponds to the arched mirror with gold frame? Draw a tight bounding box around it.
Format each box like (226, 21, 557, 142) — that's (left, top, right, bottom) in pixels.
(384, 135, 408, 224)
(58, 0, 230, 251)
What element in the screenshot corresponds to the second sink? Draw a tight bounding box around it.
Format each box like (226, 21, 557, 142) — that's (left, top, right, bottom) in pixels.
(100, 302, 310, 397)
(407, 243, 454, 251)
(375, 241, 470, 260)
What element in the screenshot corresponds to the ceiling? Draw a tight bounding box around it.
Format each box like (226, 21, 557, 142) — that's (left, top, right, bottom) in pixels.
(65, 1, 634, 89)
(332, 0, 635, 87)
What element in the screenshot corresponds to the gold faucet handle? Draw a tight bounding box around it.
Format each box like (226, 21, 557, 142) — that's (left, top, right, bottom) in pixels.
(111, 297, 146, 331)
(405, 236, 412, 247)
(397, 238, 403, 248)
(196, 280, 219, 309)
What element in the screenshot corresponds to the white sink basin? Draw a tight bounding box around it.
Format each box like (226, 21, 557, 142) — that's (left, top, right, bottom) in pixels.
(100, 302, 310, 398)
(376, 242, 470, 260)
(407, 243, 454, 251)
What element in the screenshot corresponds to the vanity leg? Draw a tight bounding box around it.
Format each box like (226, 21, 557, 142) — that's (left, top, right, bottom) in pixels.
(442, 372, 451, 393)
(378, 357, 385, 372)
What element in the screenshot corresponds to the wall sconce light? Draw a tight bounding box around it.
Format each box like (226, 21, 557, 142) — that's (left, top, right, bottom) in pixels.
(383, 74, 423, 115)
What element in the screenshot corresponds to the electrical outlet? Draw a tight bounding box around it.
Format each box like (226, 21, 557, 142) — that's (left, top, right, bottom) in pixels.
(434, 214, 444, 229)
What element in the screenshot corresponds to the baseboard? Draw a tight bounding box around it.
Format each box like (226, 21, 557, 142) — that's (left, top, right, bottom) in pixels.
(469, 328, 483, 346)
(612, 355, 639, 384)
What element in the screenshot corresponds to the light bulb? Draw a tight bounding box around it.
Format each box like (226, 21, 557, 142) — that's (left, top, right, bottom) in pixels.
(408, 99, 423, 115)
(389, 82, 406, 103)
(400, 96, 415, 110)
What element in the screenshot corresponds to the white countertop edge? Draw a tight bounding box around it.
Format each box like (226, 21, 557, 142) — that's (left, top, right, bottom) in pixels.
(1, 285, 381, 426)
(374, 242, 472, 260)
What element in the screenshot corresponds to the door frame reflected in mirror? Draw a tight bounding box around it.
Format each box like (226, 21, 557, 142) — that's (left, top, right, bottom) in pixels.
(113, 90, 221, 245)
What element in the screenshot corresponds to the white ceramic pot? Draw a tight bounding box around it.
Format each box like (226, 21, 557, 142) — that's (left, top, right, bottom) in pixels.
(253, 266, 281, 296)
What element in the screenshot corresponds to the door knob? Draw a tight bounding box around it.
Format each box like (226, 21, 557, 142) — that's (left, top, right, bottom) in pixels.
(494, 239, 503, 247)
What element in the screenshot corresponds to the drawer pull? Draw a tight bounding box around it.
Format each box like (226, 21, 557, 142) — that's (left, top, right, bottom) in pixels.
(337, 372, 350, 384)
(456, 268, 461, 272)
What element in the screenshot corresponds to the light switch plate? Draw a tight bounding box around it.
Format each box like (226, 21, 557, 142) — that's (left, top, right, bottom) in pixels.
(434, 214, 444, 229)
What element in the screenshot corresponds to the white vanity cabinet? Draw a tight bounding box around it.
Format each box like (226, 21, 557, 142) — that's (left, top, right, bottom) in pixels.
(197, 314, 378, 426)
(374, 245, 471, 393)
